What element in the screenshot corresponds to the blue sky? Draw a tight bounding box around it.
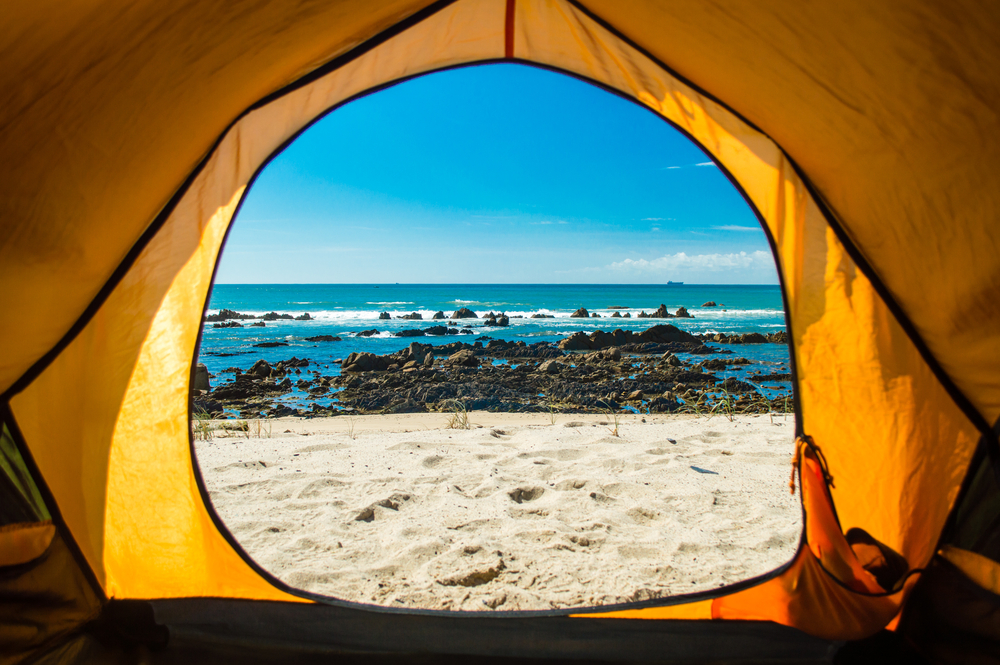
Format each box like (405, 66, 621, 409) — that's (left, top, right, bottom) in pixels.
(217, 64, 777, 284)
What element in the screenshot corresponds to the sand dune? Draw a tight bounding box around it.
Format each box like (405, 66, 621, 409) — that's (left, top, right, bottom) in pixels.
(195, 413, 801, 611)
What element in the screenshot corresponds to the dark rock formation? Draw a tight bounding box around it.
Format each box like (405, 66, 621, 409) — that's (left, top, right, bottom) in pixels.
(452, 308, 478, 319)
(205, 308, 257, 322)
(557, 324, 698, 351)
(378, 312, 391, 320)
(304, 335, 341, 342)
(570, 308, 589, 318)
(250, 321, 266, 327)
(193, 363, 211, 392)
(356, 329, 380, 337)
(294, 313, 312, 321)
(261, 312, 294, 321)
(432, 311, 446, 319)
(530, 313, 554, 318)
(212, 321, 243, 329)
(702, 301, 718, 307)
(674, 307, 692, 318)
(252, 341, 289, 348)
(400, 312, 423, 320)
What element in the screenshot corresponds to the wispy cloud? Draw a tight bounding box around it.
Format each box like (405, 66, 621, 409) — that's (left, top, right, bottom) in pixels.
(661, 161, 718, 170)
(712, 225, 760, 232)
(642, 217, 666, 221)
(607, 251, 773, 272)
(651, 227, 660, 232)
(531, 220, 569, 225)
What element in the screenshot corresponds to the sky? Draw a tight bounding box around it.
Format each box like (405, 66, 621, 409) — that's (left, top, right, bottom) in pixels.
(217, 64, 777, 284)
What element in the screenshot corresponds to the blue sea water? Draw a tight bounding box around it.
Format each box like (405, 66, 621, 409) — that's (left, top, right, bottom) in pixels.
(198, 284, 792, 411)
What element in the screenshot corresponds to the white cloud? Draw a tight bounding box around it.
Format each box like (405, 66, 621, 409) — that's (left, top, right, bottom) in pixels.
(712, 225, 760, 232)
(608, 251, 773, 273)
(661, 161, 718, 170)
(651, 227, 660, 232)
(642, 217, 665, 221)
(531, 220, 569, 225)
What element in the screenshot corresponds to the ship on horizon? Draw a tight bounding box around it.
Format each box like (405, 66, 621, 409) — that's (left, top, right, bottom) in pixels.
(666, 281, 683, 285)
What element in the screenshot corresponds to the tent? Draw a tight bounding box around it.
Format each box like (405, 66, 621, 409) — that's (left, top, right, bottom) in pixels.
(2, 0, 998, 662)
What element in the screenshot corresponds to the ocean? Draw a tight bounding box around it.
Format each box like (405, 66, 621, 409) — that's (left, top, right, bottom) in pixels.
(198, 284, 792, 410)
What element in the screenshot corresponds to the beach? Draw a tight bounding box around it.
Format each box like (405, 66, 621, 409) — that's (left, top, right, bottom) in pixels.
(196, 412, 801, 611)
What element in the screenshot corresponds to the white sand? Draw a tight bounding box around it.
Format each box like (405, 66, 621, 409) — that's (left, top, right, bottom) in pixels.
(195, 413, 801, 611)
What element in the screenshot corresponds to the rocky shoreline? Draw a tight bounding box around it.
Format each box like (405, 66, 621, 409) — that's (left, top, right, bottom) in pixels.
(194, 323, 793, 420)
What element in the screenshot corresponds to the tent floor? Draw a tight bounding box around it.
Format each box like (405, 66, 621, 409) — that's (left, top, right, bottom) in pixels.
(54, 597, 846, 663)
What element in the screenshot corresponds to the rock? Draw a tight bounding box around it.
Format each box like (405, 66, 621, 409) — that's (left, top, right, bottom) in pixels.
(591, 312, 601, 318)
(600, 347, 622, 361)
(662, 352, 682, 367)
(401, 312, 423, 320)
(626, 390, 644, 401)
(304, 335, 341, 342)
(530, 313, 555, 318)
(378, 311, 391, 320)
(674, 306, 692, 318)
(192, 397, 224, 417)
(570, 308, 589, 318)
(452, 308, 478, 319)
(342, 352, 386, 372)
(446, 349, 480, 367)
(497, 315, 509, 327)
(252, 341, 289, 348)
(623, 312, 631, 318)
(193, 363, 211, 391)
(395, 329, 426, 337)
(432, 311, 446, 320)
(538, 359, 562, 374)
(768, 331, 789, 344)
(423, 325, 449, 336)
(249, 359, 272, 378)
(250, 321, 266, 327)
(718, 377, 756, 393)
(611, 311, 622, 318)
(212, 321, 243, 328)
(558, 332, 592, 351)
(205, 308, 257, 322)
(261, 311, 294, 321)
(702, 301, 718, 307)
(634, 324, 698, 345)
(647, 396, 680, 413)
(653, 304, 672, 318)
(356, 329, 379, 337)
(294, 313, 312, 321)
(406, 342, 430, 365)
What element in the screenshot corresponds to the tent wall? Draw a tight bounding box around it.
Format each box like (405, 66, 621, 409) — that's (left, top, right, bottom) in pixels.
(1, 0, 997, 652)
